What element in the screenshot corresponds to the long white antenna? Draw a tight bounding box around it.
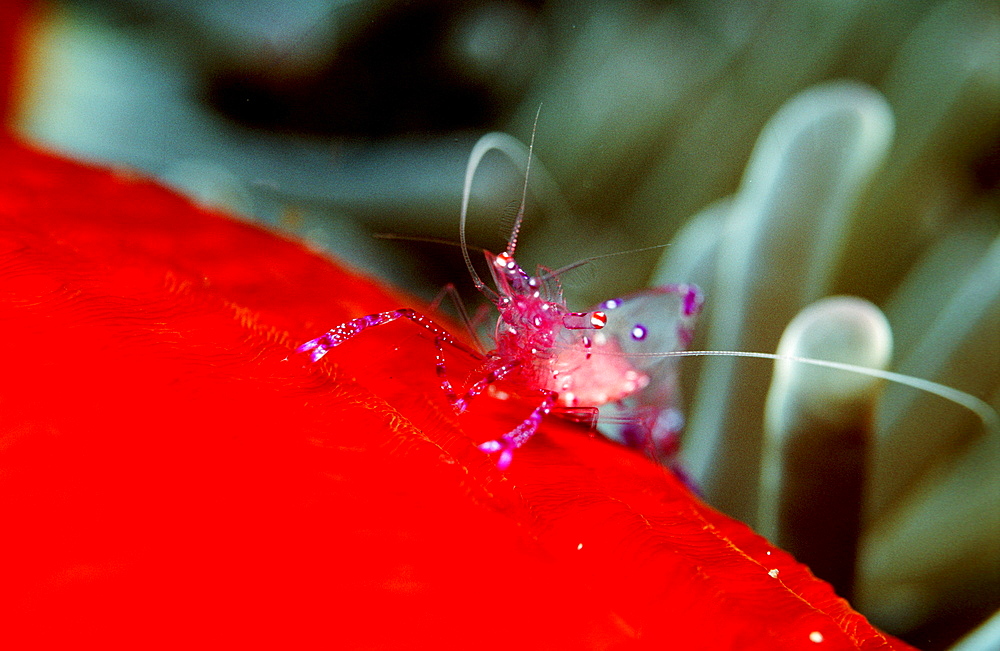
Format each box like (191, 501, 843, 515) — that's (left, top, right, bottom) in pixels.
(623, 349, 1000, 432)
(506, 104, 542, 257)
(460, 114, 544, 302)
(459, 136, 504, 301)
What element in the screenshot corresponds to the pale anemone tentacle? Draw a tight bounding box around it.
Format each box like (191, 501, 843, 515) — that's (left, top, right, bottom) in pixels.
(758, 296, 893, 603)
(674, 81, 895, 525)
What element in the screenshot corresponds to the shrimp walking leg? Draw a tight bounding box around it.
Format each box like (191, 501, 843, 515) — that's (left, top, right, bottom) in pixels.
(296, 308, 480, 362)
(478, 392, 558, 470)
(443, 355, 521, 413)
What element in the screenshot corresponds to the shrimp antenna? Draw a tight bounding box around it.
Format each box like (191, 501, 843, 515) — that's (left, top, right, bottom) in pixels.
(537, 243, 671, 282)
(460, 137, 508, 302)
(507, 105, 542, 257)
(460, 106, 549, 302)
(373, 232, 489, 255)
(613, 349, 1000, 432)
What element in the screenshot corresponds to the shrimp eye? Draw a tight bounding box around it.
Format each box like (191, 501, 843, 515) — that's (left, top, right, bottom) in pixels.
(631, 324, 647, 341)
(591, 311, 607, 329)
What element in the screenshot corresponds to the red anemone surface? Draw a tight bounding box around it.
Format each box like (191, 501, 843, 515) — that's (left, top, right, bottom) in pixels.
(0, 138, 919, 650)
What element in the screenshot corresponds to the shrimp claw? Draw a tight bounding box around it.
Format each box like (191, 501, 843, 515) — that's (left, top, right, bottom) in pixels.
(478, 392, 557, 469)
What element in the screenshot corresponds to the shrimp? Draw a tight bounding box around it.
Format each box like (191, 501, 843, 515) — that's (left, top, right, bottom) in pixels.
(296, 117, 702, 469)
(296, 126, 999, 471)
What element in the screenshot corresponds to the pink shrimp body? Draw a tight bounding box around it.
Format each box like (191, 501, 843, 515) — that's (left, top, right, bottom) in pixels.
(487, 250, 650, 409)
(294, 242, 697, 470)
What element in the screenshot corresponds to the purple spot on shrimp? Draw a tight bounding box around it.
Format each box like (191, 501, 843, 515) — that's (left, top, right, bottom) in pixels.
(631, 324, 647, 341)
(600, 298, 621, 310)
(296, 337, 332, 362)
(683, 287, 700, 316)
(479, 437, 516, 469)
(478, 440, 502, 453)
(496, 449, 514, 470)
(295, 340, 318, 354)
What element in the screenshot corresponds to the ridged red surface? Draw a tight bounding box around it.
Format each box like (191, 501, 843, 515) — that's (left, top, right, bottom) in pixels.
(0, 138, 917, 649)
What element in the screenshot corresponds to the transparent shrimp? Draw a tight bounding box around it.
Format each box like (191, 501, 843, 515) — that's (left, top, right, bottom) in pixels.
(296, 125, 998, 470)
(297, 115, 678, 469)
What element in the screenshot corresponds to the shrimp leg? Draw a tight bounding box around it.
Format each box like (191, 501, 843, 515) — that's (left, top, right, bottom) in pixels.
(478, 391, 557, 470)
(443, 355, 521, 413)
(296, 309, 481, 362)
